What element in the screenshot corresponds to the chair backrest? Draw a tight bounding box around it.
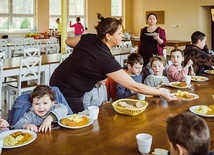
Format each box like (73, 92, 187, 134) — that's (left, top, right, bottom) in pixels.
(46, 38, 58, 54)
(18, 56, 42, 90)
(11, 38, 26, 57)
(7, 86, 73, 127)
(0, 39, 7, 58)
(24, 47, 40, 57)
(0, 59, 3, 113)
(105, 77, 117, 102)
(66, 46, 73, 53)
(60, 52, 71, 63)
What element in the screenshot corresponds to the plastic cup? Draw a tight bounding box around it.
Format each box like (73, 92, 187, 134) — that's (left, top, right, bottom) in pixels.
(136, 133, 152, 154)
(137, 93, 145, 100)
(88, 106, 99, 120)
(184, 75, 191, 85)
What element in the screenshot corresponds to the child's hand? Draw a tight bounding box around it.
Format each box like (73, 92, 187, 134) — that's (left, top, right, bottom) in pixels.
(23, 124, 38, 132)
(39, 115, 53, 132)
(0, 119, 9, 128)
(186, 59, 193, 67)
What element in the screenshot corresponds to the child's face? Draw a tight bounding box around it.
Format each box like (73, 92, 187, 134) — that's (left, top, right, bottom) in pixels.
(198, 37, 206, 49)
(171, 51, 184, 67)
(128, 63, 143, 76)
(151, 60, 165, 76)
(32, 95, 54, 118)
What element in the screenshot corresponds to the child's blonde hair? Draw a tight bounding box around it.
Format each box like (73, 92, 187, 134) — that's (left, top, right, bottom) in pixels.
(149, 55, 166, 66)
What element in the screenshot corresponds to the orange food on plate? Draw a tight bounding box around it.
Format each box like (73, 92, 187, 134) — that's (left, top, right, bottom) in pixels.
(60, 114, 89, 127)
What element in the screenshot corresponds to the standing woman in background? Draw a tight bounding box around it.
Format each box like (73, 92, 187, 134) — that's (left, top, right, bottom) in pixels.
(69, 17, 85, 36)
(138, 13, 167, 66)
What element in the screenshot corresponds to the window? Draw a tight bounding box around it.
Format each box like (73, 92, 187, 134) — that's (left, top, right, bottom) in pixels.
(49, 0, 85, 30)
(111, 0, 122, 18)
(49, 0, 61, 30)
(0, 0, 35, 32)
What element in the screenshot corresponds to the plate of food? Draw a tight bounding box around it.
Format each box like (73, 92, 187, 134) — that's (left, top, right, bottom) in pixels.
(144, 32, 158, 36)
(58, 114, 94, 129)
(191, 76, 209, 82)
(189, 105, 214, 117)
(172, 90, 199, 101)
(1, 129, 37, 148)
(204, 70, 214, 75)
(168, 82, 190, 89)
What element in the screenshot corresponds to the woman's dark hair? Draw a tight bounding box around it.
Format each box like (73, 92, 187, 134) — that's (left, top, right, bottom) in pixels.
(147, 13, 157, 20)
(191, 31, 206, 44)
(30, 85, 55, 103)
(95, 13, 122, 41)
(76, 17, 80, 22)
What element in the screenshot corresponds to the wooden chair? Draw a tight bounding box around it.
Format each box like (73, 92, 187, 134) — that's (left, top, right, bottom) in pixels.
(7, 56, 42, 110)
(0, 39, 7, 59)
(105, 77, 117, 102)
(44, 38, 58, 54)
(0, 59, 3, 115)
(24, 47, 40, 57)
(11, 38, 26, 57)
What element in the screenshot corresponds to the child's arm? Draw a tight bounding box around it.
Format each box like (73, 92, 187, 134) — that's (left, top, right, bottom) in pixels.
(38, 115, 53, 132)
(23, 124, 38, 132)
(168, 65, 188, 82)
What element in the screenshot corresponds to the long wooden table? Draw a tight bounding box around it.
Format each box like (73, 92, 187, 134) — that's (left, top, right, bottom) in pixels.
(2, 74, 214, 155)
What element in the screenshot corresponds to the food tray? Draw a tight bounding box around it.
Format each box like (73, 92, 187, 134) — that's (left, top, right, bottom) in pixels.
(112, 99, 148, 116)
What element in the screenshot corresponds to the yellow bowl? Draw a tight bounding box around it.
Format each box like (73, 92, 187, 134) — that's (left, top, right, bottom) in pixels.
(112, 99, 148, 116)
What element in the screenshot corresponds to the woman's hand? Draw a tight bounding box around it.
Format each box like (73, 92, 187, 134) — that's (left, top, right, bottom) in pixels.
(161, 92, 178, 101)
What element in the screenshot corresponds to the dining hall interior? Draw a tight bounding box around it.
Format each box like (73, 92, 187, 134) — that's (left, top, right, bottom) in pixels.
(0, 0, 214, 155)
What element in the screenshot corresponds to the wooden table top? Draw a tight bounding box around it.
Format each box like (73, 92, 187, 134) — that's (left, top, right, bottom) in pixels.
(2, 74, 214, 155)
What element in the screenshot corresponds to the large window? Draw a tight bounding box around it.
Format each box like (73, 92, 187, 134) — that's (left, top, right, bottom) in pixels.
(49, 0, 85, 30)
(111, 0, 122, 18)
(0, 0, 35, 32)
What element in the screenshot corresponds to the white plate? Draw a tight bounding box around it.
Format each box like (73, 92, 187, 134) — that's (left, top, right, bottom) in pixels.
(172, 92, 199, 101)
(189, 105, 214, 117)
(204, 70, 214, 75)
(191, 76, 209, 82)
(58, 114, 94, 129)
(152, 148, 169, 155)
(169, 82, 190, 89)
(144, 33, 158, 36)
(0, 129, 37, 149)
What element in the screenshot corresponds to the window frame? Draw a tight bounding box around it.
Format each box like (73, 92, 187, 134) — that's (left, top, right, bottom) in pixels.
(0, 0, 36, 33)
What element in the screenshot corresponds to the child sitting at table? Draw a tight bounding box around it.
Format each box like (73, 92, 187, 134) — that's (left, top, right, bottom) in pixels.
(13, 85, 68, 132)
(167, 48, 195, 82)
(82, 79, 108, 109)
(166, 112, 214, 155)
(144, 55, 169, 87)
(116, 53, 143, 99)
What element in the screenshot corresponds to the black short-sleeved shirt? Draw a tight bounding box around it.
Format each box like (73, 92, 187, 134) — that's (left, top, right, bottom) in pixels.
(50, 34, 121, 98)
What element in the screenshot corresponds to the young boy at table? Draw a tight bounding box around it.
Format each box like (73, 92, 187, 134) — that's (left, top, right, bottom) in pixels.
(82, 79, 108, 109)
(167, 48, 195, 82)
(116, 53, 143, 99)
(13, 85, 68, 132)
(144, 55, 169, 87)
(166, 112, 214, 155)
